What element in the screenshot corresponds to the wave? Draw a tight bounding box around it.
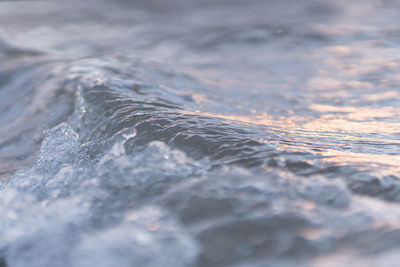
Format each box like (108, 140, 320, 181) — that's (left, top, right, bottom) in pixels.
(0, 51, 400, 267)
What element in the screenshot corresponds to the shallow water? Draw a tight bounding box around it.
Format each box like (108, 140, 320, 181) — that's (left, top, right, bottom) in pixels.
(1, 0, 400, 266)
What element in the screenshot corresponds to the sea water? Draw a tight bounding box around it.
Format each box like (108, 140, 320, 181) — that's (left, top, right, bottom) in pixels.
(1, 0, 400, 266)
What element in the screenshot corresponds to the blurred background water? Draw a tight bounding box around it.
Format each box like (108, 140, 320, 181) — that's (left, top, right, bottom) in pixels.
(1, 0, 400, 266)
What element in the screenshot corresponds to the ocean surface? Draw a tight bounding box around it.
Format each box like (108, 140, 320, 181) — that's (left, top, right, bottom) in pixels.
(1, 0, 400, 266)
